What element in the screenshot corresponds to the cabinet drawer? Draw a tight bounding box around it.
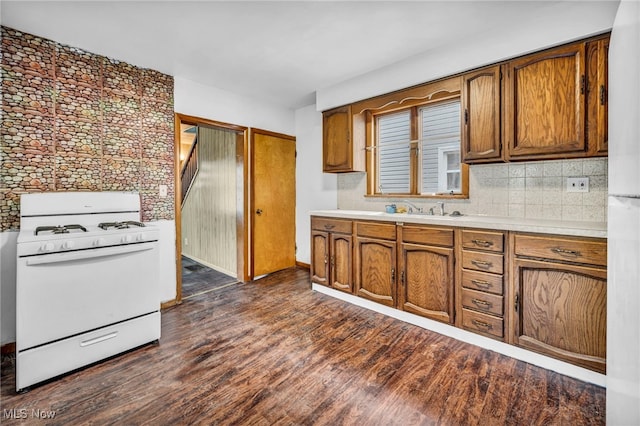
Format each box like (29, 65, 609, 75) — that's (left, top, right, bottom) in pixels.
(356, 221, 396, 240)
(461, 250, 504, 274)
(462, 288, 503, 316)
(401, 226, 454, 247)
(461, 230, 504, 252)
(462, 309, 504, 338)
(514, 234, 606, 267)
(461, 270, 503, 295)
(311, 217, 352, 234)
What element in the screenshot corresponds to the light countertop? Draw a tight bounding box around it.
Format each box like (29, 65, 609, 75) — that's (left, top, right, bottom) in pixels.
(310, 210, 607, 239)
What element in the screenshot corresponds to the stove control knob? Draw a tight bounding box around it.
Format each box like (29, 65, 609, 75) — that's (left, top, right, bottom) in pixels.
(136, 233, 146, 242)
(40, 242, 55, 252)
(62, 240, 75, 250)
(122, 234, 133, 244)
(94, 238, 107, 247)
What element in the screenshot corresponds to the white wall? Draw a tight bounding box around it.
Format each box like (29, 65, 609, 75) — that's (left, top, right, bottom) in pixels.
(316, 1, 618, 111)
(295, 104, 338, 265)
(174, 77, 295, 136)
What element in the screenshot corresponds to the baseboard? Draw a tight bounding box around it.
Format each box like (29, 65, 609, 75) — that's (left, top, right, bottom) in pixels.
(1, 342, 15, 356)
(296, 261, 310, 269)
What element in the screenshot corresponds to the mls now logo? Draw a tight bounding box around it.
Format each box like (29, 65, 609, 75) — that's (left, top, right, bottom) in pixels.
(3, 408, 56, 419)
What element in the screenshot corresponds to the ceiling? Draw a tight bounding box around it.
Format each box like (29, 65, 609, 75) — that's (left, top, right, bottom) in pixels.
(0, 1, 619, 110)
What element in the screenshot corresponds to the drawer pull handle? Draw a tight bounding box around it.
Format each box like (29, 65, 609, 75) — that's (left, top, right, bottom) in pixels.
(472, 239, 493, 248)
(324, 224, 335, 230)
(550, 247, 581, 257)
(471, 319, 493, 330)
(471, 259, 492, 269)
(330, 256, 335, 267)
(80, 332, 118, 347)
(471, 279, 491, 289)
(391, 268, 396, 282)
(472, 298, 493, 309)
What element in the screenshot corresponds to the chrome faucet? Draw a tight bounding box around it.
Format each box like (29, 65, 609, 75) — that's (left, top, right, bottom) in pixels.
(402, 200, 422, 214)
(436, 201, 445, 216)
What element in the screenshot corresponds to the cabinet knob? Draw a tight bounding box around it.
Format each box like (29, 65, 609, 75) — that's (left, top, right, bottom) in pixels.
(256, 209, 263, 216)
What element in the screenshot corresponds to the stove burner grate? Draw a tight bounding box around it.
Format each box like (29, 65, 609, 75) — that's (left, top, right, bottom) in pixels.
(98, 221, 145, 230)
(35, 224, 88, 236)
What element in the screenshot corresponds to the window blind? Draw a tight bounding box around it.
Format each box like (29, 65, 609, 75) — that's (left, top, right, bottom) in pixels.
(377, 110, 411, 193)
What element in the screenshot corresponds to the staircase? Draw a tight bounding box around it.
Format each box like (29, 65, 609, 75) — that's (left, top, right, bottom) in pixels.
(180, 135, 198, 205)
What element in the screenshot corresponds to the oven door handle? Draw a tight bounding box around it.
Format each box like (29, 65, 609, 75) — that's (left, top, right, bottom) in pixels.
(24, 243, 157, 266)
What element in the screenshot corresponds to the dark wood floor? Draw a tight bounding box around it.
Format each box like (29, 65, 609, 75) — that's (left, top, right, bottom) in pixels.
(181, 256, 237, 299)
(1, 267, 605, 425)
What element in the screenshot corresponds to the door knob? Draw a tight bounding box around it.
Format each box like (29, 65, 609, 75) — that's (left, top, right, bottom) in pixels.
(256, 209, 263, 216)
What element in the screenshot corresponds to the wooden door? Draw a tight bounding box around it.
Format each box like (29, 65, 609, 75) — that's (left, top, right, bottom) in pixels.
(354, 237, 396, 307)
(310, 231, 329, 286)
(462, 65, 502, 162)
(504, 42, 586, 160)
(398, 243, 454, 324)
(587, 36, 609, 155)
(330, 233, 353, 293)
(252, 130, 296, 277)
(323, 106, 352, 172)
(513, 258, 607, 373)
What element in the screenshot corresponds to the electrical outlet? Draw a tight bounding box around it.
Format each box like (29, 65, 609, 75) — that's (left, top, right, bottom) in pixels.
(159, 184, 168, 198)
(567, 177, 589, 193)
(184, 238, 188, 246)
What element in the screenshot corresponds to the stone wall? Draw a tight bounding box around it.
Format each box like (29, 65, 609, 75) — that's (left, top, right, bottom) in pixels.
(0, 26, 175, 230)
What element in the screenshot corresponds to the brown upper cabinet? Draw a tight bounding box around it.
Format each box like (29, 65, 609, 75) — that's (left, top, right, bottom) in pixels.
(586, 36, 609, 156)
(462, 65, 503, 162)
(322, 34, 610, 169)
(322, 105, 365, 172)
(504, 42, 587, 160)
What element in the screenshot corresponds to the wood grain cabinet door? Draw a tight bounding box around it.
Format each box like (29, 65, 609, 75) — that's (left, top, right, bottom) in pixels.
(330, 233, 353, 293)
(513, 258, 607, 373)
(322, 106, 353, 172)
(310, 231, 329, 286)
(504, 42, 586, 160)
(586, 36, 609, 155)
(398, 243, 455, 324)
(355, 237, 397, 307)
(462, 65, 502, 163)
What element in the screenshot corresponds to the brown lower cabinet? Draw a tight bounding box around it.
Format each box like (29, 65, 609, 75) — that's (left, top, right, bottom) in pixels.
(310, 217, 607, 373)
(310, 217, 353, 293)
(512, 233, 607, 373)
(354, 222, 397, 307)
(398, 225, 455, 324)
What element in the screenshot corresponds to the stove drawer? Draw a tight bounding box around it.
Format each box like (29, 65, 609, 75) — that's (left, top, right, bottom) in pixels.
(16, 312, 160, 392)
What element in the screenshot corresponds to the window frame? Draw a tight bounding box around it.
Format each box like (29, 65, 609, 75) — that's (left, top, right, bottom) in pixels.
(362, 78, 469, 199)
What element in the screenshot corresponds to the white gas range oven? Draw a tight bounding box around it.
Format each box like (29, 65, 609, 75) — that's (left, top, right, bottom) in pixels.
(15, 192, 161, 392)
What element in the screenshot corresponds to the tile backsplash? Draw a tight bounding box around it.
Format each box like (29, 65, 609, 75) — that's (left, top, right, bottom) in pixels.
(0, 26, 175, 231)
(337, 158, 608, 222)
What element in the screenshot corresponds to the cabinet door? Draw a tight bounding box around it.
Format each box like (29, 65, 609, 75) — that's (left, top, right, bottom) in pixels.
(310, 231, 329, 286)
(398, 243, 454, 324)
(587, 37, 608, 155)
(355, 237, 396, 307)
(323, 106, 352, 172)
(330, 233, 353, 293)
(504, 43, 586, 160)
(462, 65, 502, 163)
(513, 258, 607, 373)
